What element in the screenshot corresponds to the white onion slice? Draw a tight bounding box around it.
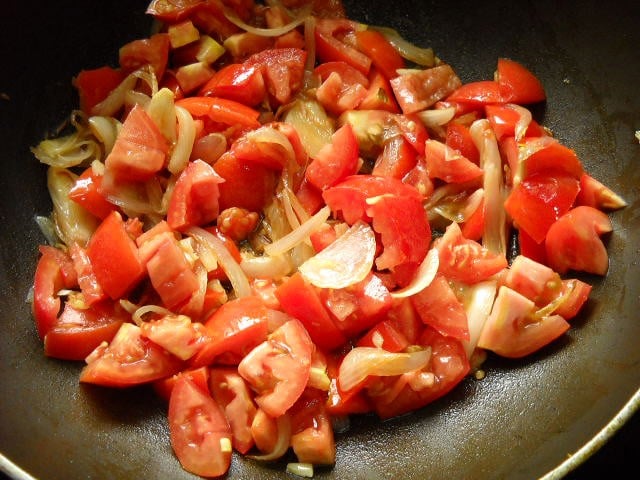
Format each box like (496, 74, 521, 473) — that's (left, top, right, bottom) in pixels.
(507, 103, 532, 142)
(248, 414, 291, 461)
(146, 87, 176, 144)
(264, 205, 331, 257)
(338, 347, 432, 392)
(370, 26, 435, 67)
(186, 226, 251, 298)
(298, 221, 376, 289)
(167, 105, 196, 174)
(417, 107, 456, 128)
(240, 254, 292, 279)
(461, 280, 498, 358)
(390, 248, 439, 299)
(88, 116, 121, 155)
(223, 5, 311, 37)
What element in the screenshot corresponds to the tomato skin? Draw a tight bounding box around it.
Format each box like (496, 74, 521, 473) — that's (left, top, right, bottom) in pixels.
(200, 63, 266, 106)
(32, 246, 77, 339)
(104, 104, 169, 182)
(69, 242, 106, 306)
(520, 139, 584, 180)
(176, 96, 261, 128)
(74, 66, 125, 114)
(146, 0, 204, 23)
(446, 122, 480, 165)
(497, 58, 546, 104)
(153, 366, 211, 402)
(168, 375, 232, 478)
(305, 123, 359, 191)
(80, 322, 183, 387)
(68, 166, 116, 220)
(289, 389, 336, 465)
(315, 19, 371, 74)
(357, 319, 409, 353)
(446, 80, 503, 106)
(576, 173, 627, 210)
(237, 319, 314, 418)
(354, 29, 404, 80)
(545, 205, 613, 275)
(372, 135, 417, 179)
(44, 301, 126, 361)
(424, 139, 483, 183)
(553, 279, 592, 320)
(358, 67, 400, 113)
(411, 274, 469, 341)
(504, 171, 580, 244)
(245, 48, 307, 105)
(119, 33, 171, 80)
(167, 159, 224, 230)
(390, 65, 462, 114)
(275, 273, 347, 351)
(209, 368, 257, 454)
(367, 327, 470, 419)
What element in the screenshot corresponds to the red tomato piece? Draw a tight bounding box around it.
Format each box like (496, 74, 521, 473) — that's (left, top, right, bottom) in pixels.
(209, 368, 258, 454)
(68, 166, 116, 220)
(105, 104, 169, 182)
(86, 211, 146, 300)
(200, 63, 266, 106)
(69, 242, 106, 306)
(446, 122, 480, 165)
(576, 173, 627, 210)
(424, 139, 483, 183)
(314, 61, 370, 87)
(289, 389, 336, 465)
(553, 279, 592, 320)
(355, 29, 404, 80)
(392, 113, 429, 155)
(119, 33, 171, 80)
(213, 151, 278, 212)
(357, 319, 410, 353)
(315, 18, 371, 74)
(80, 322, 183, 387)
(44, 300, 127, 361)
(545, 206, 613, 275)
(411, 274, 469, 341)
(386, 297, 424, 344)
(32, 246, 78, 339)
(520, 138, 584, 180)
(74, 66, 125, 114)
(168, 375, 232, 478)
(390, 65, 462, 114)
(434, 222, 508, 284)
(153, 366, 211, 402)
(275, 272, 347, 350)
(518, 228, 548, 264)
(484, 104, 545, 141)
(305, 123, 359, 191)
(496, 58, 546, 104)
(446, 80, 503, 106)
(167, 159, 224, 230)
(245, 48, 307, 105)
(139, 314, 205, 361)
(372, 135, 417, 179)
(237, 319, 314, 418)
(504, 171, 580, 244)
(477, 286, 569, 358)
(358, 67, 401, 113)
(176, 96, 261, 128)
(504, 255, 563, 306)
(191, 296, 271, 367)
(316, 71, 368, 115)
(146, 0, 204, 23)
(460, 198, 485, 242)
(367, 327, 470, 419)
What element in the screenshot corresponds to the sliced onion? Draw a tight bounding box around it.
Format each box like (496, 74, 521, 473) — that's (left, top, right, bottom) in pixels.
(92, 66, 158, 117)
(338, 347, 432, 392)
(88, 116, 121, 155)
(132, 304, 173, 326)
(513, 136, 558, 187)
(370, 26, 435, 67)
(248, 414, 291, 461)
(34, 215, 60, 245)
(31, 121, 101, 168)
(223, 5, 311, 37)
(283, 99, 334, 158)
(461, 280, 498, 358)
(417, 107, 456, 128)
(506, 103, 532, 142)
(470, 119, 507, 256)
(167, 105, 196, 174)
(186, 226, 251, 298)
(302, 16, 317, 87)
(286, 463, 314, 478)
(264, 205, 331, 257)
(390, 248, 439, 299)
(298, 221, 376, 289)
(240, 253, 292, 279)
(146, 87, 177, 144)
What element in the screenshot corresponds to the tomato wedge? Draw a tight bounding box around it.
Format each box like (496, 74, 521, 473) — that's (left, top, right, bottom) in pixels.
(496, 58, 546, 104)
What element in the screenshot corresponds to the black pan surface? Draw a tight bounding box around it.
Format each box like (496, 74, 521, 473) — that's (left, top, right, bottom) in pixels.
(1, 1, 638, 479)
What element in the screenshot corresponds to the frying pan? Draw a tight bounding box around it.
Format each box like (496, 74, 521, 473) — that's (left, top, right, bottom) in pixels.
(1, 0, 638, 478)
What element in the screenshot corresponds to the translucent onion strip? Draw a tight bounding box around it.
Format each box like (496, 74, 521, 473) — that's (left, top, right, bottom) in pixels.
(168, 106, 196, 174)
(223, 5, 311, 37)
(286, 463, 314, 478)
(461, 280, 498, 358)
(132, 304, 173, 326)
(370, 26, 435, 67)
(146, 87, 177, 144)
(470, 119, 507, 256)
(88, 116, 121, 155)
(417, 107, 456, 128)
(186, 226, 251, 298)
(264, 205, 331, 256)
(248, 414, 291, 461)
(298, 220, 376, 289)
(92, 66, 158, 117)
(338, 347, 432, 392)
(240, 254, 292, 279)
(390, 248, 439, 299)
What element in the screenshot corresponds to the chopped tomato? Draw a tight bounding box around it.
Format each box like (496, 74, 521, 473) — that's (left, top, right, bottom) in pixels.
(504, 171, 580, 244)
(477, 286, 569, 358)
(354, 29, 404, 80)
(200, 63, 266, 106)
(518, 228, 548, 264)
(411, 274, 469, 341)
(424, 139, 483, 183)
(461, 198, 485, 242)
(358, 67, 400, 112)
(74, 66, 125, 114)
(275, 272, 347, 350)
(325, 353, 372, 416)
(104, 104, 169, 182)
(86, 211, 146, 300)
(237, 319, 314, 418)
(553, 279, 592, 320)
(153, 366, 211, 401)
(504, 255, 562, 306)
(390, 65, 462, 114)
(485, 104, 545, 141)
(245, 48, 307, 105)
(176, 96, 261, 128)
(576, 173, 627, 210)
(80, 322, 183, 387)
(446, 80, 503, 106)
(68, 166, 116, 220)
(289, 389, 336, 465)
(496, 58, 546, 104)
(372, 135, 417, 179)
(545, 206, 613, 275)
(519, 138, 584, 180)
(314, 18, 371, 74)
(139, 314, 205, 361)
(69, 242, 106, 306)
(357, 319, 409, 353)
(306, 123, 359, 190)
(392, 113, 429, 155)
(44, 300, 127, 361)
(119, 33, 170, 80)
(167, 159, 224, 230)
(209, 368, 257, 454)
(146, 0, 204, 23)
(168, 375, 232, 478)
(316, 70, 368, 115)
(434, 222, 507, 284)
(446, 122, 480, 165)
